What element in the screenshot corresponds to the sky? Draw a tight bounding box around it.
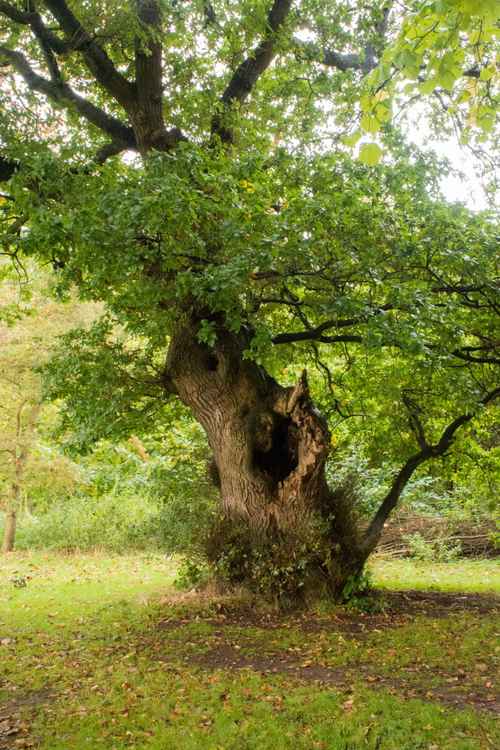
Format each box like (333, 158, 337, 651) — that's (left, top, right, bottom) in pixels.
(409, 132, 494, 211)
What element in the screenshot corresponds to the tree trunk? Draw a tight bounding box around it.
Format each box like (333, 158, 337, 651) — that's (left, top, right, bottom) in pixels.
(2, 503, 17, 553)
(1, 402, 40, 554)
(167, 319, 366, 606)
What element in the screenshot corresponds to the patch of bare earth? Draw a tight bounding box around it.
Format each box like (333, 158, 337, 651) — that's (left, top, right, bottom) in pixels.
(158, 589, 499, 635)
(0, 689, 52, 749)
(183, 643, 499, 714)
(157, 589, 499, 714)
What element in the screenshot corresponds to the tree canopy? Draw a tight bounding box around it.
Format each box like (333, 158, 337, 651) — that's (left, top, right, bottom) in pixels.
(0, 1, 498, 600)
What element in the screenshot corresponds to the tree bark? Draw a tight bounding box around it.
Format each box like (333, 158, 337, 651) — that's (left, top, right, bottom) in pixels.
(2, 509, 17, 553)
(166, 318, 365, 605)
(1, 402, 41, 554)
(2, 482, 19, 553)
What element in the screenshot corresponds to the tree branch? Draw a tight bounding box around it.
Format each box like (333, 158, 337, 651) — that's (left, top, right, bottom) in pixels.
(452, 349, 500, 366)
(131, 0, 185, 153)
(135, 0, 164, 131)
(211, 0, 293, 143)
(30, 5, 62, 82)
(271, 305, 394, 345)
(300, 3, 392, 75)
(43, 0, 136, 109)
(361, 386, 500, 555)
(0, 1, 68, 53)
(273, 330, 362, 345)
(0, 45, 136, 146)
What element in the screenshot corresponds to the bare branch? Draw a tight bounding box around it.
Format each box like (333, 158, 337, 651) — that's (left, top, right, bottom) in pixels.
(0, 1, 68, 56)
(272, 305, 394, 345)
(362, 386, 500, 554)
(452, 349, 500, 366)
(273, 330, 362, 345)
(30, 7, 62, 81)
(212, 0, 293, 143)
(300, 3, 392, 75)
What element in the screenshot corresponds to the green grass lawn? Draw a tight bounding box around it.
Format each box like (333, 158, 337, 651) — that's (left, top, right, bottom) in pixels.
(369, 556, 500, 594)
(1, 554, 498, 750)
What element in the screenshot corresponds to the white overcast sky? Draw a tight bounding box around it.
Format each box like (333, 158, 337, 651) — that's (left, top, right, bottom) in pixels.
(409, 131, 494, 211)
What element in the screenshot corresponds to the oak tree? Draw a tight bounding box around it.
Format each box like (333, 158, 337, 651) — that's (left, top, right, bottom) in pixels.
(0, 1, 498, 602)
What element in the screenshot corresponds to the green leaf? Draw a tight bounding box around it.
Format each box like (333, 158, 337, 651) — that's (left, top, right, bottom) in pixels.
(341, 131, 363, 147)
(358, 143, 383, 166)
(479, 66, 495, 81)
(360, 114, 381, 134)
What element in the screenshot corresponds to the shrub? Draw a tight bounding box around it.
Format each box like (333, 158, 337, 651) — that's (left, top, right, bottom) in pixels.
(405, 532, 462, 562)
(9, 493, 162, 552)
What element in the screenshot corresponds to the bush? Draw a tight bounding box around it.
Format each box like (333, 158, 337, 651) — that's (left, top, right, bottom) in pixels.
(405, 532, 462, 563)
(173, 559, 210, 590)
(8, 493, 162, 552)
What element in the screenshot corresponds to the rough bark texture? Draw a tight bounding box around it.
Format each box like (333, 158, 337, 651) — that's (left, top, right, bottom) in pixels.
(167, 320, 330, 528)
(166, 318, 365, 604)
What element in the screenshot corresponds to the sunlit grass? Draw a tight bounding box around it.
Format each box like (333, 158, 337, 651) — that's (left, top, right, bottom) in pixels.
(369, 557, 500, 594)
(1, 553, 498, 750)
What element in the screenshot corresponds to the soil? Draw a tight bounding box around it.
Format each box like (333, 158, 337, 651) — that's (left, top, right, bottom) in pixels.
(0, 690, 52, 750)
(157, 589, 500, 715)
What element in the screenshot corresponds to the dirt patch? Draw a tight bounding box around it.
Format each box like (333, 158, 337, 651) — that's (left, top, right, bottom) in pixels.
(154, 591, 499, 716)
(157, 589, 499, 637)
(154, 583, 500, 719)
(186, 643, 499, 715)
(0, 689, 53, 749)
(380, 590, 500, 616)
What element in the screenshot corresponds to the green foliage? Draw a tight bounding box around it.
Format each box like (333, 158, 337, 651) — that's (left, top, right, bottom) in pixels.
(173, 558, 210, 591)
(340, 569, 379, 612)
(7, 493, 161, 553)
(362, 0, 499, 153)
(0, 0, 498, 568)
(404, 532, 463, 562)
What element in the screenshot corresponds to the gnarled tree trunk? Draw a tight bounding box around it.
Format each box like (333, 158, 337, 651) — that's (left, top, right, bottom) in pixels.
(167, 319, 366, 606)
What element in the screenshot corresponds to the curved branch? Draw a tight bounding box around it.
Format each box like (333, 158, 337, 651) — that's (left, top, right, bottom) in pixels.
(298, 3, 392, 75)
(0, 45, 136, 146)
(43, 0, 136, 109)
(273, 330, 362, 345)
(0, 1, 68, 53)
(361, 386, 500, 555)
(272, 305, 394, 345)
(452, 348, 500, 367)
(211, 0, 293, 143)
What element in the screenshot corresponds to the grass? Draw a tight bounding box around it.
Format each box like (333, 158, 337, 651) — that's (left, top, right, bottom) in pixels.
(0, 553, 498, 750)
(369, 557, 500, 594)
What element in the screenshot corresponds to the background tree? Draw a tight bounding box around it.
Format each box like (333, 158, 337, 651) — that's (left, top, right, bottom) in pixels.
(0, 264, 96, 551)
(0, 1, 498, 602)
